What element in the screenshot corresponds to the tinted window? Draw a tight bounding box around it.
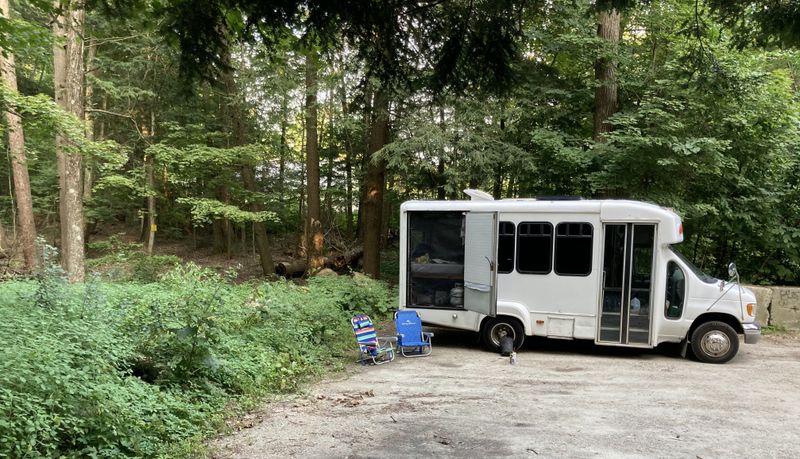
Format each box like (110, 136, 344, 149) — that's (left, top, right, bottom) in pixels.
(498, 221, 515, 274)
(517, 222, 553, 274)
(554, 222, 593, 276)
(665, 261, 686, 319)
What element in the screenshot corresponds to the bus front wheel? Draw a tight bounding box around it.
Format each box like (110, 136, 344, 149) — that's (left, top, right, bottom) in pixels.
(690, 321, 739, 364)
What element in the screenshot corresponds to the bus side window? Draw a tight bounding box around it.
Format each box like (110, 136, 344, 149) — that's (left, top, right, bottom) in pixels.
(554, 222, 593, 276)
(516, 222, 553, 274)
(498, 222, 515, 274)
(665, 261, 685, 319)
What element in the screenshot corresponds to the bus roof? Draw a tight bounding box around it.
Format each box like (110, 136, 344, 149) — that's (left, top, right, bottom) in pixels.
(401, 197, 684, 243)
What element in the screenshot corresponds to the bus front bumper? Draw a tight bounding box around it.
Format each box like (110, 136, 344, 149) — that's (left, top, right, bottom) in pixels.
(743, 322, 761, 344)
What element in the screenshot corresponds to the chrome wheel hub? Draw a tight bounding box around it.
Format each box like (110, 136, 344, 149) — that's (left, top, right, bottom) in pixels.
(700, 331, 731, 357)
(491, 324, 515, 347)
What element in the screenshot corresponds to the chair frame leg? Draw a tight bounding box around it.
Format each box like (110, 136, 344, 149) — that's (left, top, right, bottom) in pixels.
(399, 340, 432, 357)
(359, 347, 395, 365)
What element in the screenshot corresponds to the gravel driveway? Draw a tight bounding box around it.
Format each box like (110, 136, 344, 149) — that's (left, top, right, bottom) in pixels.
(212, 329, 800, 458)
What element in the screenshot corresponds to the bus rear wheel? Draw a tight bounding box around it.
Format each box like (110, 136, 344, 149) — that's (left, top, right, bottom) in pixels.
(482, 317, 524, 352)
(690, 321, 739, 364)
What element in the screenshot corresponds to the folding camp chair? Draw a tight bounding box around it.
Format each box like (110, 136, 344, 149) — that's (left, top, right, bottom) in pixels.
(395, 310, 433, 357)
(351, 314, 395, 365)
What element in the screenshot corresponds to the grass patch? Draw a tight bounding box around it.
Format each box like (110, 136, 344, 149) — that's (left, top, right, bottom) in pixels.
(761, 323, 794, 336)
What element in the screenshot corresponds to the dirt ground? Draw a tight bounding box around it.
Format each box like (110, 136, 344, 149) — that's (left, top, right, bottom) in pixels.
(212, 329, 800, 458)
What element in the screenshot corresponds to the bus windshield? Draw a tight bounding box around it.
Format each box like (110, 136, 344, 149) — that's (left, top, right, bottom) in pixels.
(669, 246, 718, 284)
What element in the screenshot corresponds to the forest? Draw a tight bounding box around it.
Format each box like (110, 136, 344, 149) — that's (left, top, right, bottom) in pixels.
(0, 0, 798, 285)
(1, 0, 799, 456)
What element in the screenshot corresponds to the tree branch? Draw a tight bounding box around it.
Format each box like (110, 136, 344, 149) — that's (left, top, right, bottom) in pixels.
(86, 108, 150, 143)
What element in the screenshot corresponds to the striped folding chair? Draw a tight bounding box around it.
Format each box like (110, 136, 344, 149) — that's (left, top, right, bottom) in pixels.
(351, 314, 395, 365)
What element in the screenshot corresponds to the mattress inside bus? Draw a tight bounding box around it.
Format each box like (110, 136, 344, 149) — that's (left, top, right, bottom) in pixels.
(409, 262, 464, 279)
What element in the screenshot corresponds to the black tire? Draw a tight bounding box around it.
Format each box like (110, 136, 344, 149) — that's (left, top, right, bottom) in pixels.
(690, 321, 740, 364)
(482, 317, 525, 352)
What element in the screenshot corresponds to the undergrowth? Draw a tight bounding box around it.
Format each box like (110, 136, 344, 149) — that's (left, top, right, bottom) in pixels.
(86, 236, 181, 282)
(761, 323, 793, 336)
(0, 263, 395, 457)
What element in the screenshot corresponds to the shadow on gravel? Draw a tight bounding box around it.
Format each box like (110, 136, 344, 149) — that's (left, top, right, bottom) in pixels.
(425, 326, 684, 360)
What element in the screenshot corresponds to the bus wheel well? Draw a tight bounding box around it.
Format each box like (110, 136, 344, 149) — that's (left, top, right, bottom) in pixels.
(480, 314, 525, 334)
(688, 313, 743, 340)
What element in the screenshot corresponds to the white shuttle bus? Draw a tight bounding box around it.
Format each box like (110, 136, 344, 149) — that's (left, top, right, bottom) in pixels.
(399, 190, 761, 363)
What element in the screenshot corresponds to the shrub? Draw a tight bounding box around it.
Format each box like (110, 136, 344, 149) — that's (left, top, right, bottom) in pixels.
(0, 266, 396, 457)
(0, 282, 213, 458)
(129, 255, 182, 283)
(87, 250, 181, 283)
(120, 264, 246, 384)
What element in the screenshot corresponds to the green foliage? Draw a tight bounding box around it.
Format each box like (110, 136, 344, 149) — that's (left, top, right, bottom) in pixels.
(378, 0, 800, 284)
(121, 265, 244, 383)
(709, 0, 800, 49)
(0, 280, 210, 458)
(177, 197, 278, 224)
(87, 239, 181, 283)
(761, 323, 792, 336)
(0, 84, 125, 160)
(0, 266, 395, 457)
(591, 4, 800, 282)
(130, 255, 183, 283)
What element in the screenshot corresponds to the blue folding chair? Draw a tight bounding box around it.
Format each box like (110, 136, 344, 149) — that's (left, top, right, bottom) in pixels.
(351, 314, 395, 365)
(395, 310, 433, 357)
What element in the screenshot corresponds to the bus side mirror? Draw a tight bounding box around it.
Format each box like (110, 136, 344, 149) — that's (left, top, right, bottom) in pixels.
(727, 262, 738, 279)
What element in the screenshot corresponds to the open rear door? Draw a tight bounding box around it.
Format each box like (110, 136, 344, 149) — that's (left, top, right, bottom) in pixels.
(463, 212, 498, 317)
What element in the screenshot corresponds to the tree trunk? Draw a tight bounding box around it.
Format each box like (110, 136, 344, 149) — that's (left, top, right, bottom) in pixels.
(361, 88, 389, 279)
(356, 85, 373, 241)
(593, 7, 621, 141)
(436, 106, 446, 200)
(298, 115, 306, 257)
(212, 218, 226, 252)
(380, 173, 393, 248)
(305, 51, 324, 273)
(492, 165, 503, 199)
(144, 110, 157, 255)
(53, 0, 85, 282)
(278, 93, 288, 209)
(506, 175, 516, 198)
(220, 49, 274, 275)
(83, 37, 96, 244)
(324, 92, 335, 227)
(145, 153, 156, 255)
(241, 167, 274, 274)
(1, 0, 37, 271)
(224, 186, 232, 258)
(340, 82, 354, 235)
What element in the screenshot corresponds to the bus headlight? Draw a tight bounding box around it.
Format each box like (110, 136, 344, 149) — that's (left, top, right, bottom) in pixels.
(746, 303, 755, 317)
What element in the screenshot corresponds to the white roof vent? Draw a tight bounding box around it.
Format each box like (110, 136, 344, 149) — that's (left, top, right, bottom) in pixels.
(463, 189, 494, 201)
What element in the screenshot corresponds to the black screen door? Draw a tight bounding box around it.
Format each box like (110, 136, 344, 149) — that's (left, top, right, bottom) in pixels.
(598, 223, 656, 345)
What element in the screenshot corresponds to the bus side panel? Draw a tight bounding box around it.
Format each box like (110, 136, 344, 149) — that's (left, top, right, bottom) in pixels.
(496, 212, 602, 340)
(413, 308, 482, 332)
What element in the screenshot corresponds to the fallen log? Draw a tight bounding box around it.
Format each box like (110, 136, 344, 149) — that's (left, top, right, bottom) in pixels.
(332, 246, 364, 270)
(275, 246, 364, 277)
(275, 260, 307, 277)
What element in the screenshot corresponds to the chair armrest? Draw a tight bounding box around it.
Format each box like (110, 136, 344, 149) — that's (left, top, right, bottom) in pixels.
(423, 332, 434, 338)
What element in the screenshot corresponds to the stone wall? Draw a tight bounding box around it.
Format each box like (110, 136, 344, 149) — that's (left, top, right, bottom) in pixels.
(744, 285, 800, 328)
